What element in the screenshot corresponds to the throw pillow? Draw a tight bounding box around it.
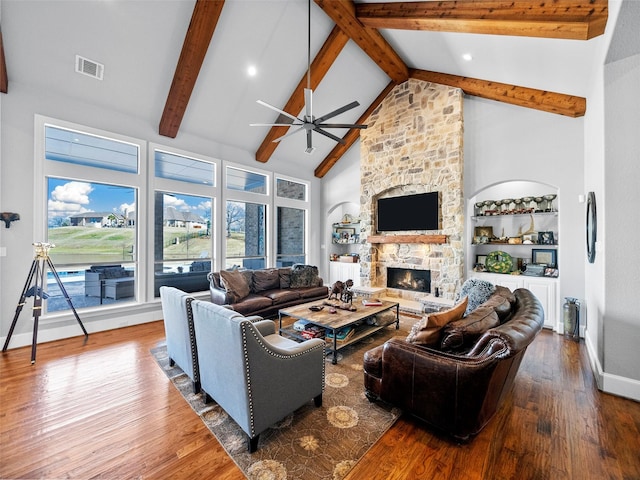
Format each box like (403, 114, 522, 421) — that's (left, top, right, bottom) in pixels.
(290, 264, 321, 288)
(406, 297, 468, 347)
(457, 278, 496, 316)
(219, 270, 251, 304)
(278, 268, 292, 289)
(253, 269, 280, 292)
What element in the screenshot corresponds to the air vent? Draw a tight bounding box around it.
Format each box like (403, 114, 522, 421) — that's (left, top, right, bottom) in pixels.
(75, 55, 104, 80)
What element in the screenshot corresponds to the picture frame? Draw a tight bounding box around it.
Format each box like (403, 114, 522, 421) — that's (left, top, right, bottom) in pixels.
(544, 267, 559, 277)
(538, 231, 555, 245)
(474, 226, 493, 238)
(335, 227, 355, 237)
(522, 233, 538, 244)
(475, 254, 487, 265)
(532, 248, 557, 267)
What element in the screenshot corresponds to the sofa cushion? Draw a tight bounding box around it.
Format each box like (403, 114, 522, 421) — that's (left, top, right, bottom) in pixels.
(278, 267, 292, 289)
(482, 294, 512, 321)
(406, 297, 468, 347)
(440, 305, 500, 351)
(294, 285, 329, 299)
(219, 270, 251, 303)
(290, 264, 321, 288)
(494, 285, 516, 306)
(228, 294, 273, 315)
(458, 278, 496, 316)
(253, 268, 280, 292)
(262, 289, 301, 304)
(241, 270, 255, 292)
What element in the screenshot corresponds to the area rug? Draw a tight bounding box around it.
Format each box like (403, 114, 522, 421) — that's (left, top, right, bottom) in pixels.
(151, 316, 412, 480)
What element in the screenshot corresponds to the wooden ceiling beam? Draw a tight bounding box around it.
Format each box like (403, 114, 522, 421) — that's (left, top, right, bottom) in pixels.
(255, 26, 349, 163)
(410, 69, 586, 117)
(314, 0, 408, 83)
(314, 81, 397, 178)
(0, 27, 8, 94)
(159, 0, 224, 138)
(356, 1, 608, 40)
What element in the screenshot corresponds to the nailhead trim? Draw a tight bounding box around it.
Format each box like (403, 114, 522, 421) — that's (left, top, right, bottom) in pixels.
(185, 297, 199, 384)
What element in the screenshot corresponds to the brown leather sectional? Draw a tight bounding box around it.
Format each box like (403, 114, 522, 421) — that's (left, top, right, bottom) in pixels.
(207, 266, 328, 318)
(363, 288, 544, 441)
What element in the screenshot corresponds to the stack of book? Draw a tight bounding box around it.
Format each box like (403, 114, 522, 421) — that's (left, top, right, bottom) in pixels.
(362, 298, 383, 306)
(301, 324, 325, 340)
(326, 326, 355, 343)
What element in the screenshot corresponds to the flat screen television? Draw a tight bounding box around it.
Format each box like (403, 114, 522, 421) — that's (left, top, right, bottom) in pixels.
(377, 192, 439, 232)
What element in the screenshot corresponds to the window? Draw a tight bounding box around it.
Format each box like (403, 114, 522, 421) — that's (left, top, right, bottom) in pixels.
(35, 117, 313, 319)
(155, 150, 214, 186)
(226, 166, 267, 193)
(45, 125, 138, 173)
(153, 191, 212, 296)
(225, 201, 266, 270)
(152, 146, 218, 297)
(276, 178, 306, 201)
(38, 121, 143, 314)
(274, 176, 309, 267)
(276, 206, 306, 267)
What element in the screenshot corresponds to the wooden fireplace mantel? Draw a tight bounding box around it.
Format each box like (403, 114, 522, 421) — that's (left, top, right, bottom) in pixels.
(366, 234, 448, 244)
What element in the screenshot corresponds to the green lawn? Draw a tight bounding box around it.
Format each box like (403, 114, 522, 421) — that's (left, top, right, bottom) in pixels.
(47, 226, 246, 261)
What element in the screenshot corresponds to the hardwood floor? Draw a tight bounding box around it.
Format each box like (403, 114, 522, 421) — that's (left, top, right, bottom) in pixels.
(1, 320, 638, 479)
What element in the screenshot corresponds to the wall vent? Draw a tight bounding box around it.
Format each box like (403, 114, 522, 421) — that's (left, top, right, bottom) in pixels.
(75, 55, 104, 80)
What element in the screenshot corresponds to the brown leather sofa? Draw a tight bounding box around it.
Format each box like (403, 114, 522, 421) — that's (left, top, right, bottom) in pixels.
(363, 288, 544, 441)
(208, 265, 328, 318)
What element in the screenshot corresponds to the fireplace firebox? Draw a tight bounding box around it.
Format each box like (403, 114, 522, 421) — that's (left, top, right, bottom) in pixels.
(386, 267, 431, 293)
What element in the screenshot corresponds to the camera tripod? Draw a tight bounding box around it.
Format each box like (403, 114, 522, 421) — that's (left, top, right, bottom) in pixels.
(2, 242, 88, 363)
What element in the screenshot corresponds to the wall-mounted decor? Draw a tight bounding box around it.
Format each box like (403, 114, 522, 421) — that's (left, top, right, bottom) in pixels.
(586, 191, 597, 263)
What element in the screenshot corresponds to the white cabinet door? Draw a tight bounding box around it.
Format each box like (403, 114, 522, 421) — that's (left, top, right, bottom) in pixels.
(329, 262, 361, 287)
(329, 262, 341, 286)
(521, 277, 558, 330)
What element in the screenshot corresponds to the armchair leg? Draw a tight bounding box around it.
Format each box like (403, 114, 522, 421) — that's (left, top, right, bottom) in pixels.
(203, 391, 213, 404)
(192, 380, 201, 394)
(314, 393, 322, 407)
(169, 357, 175, 367)
(248, 434, 260, 453)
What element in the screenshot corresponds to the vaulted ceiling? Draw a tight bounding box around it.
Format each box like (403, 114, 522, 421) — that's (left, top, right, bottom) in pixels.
(1, 0, 608, 178)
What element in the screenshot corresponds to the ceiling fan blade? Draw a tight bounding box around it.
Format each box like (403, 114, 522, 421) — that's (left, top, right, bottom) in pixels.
(273, 126, 305, 143)
(304, 88, 313, 120)
(314, 127, 346, 145)
(250, 122, 302, 127)
(314, 101, 360, 123)
(256, 100, 302, 124)
(316, 123, 368, 129)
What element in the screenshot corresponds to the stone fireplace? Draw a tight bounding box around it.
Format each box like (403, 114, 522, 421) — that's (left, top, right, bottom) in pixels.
(358, 79, 464, 301)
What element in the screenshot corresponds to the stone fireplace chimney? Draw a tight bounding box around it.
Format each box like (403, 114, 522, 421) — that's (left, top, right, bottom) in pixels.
(358, 79, 464, 301)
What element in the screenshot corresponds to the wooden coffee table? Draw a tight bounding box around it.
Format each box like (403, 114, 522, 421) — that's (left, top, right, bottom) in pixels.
(278, 299, 399, 364)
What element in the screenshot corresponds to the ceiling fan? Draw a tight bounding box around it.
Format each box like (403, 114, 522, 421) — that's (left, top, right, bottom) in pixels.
(250, 0, 367, 154)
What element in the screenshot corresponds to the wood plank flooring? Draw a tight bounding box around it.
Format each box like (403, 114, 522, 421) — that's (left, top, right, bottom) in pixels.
(1, 320, 639, 479)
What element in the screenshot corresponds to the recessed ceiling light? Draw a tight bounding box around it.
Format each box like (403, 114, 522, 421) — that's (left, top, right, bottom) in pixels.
(462, 53, 473, 62)
(247, 65, 257, 77)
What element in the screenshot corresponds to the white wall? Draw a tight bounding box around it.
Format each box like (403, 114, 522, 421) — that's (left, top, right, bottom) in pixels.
(463, 97, 586, 318)
(601, 1, 640, 393)
(0, 81, 323, 346)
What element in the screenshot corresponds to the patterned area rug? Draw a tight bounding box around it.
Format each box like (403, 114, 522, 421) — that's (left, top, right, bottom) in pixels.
(151, 316, 412, 480)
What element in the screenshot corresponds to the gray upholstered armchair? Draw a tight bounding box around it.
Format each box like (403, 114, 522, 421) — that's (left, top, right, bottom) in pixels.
(191, 299, 325, 452)
(159, 286, 200, 393)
